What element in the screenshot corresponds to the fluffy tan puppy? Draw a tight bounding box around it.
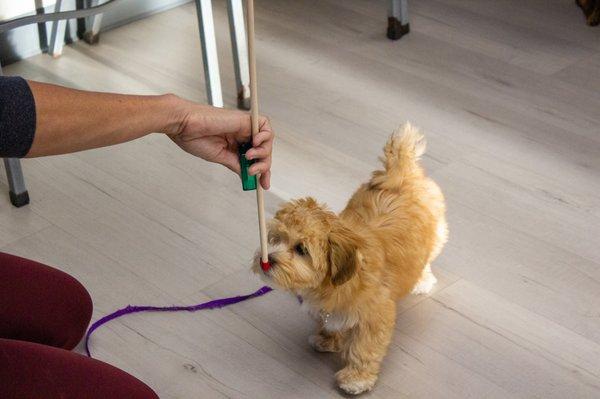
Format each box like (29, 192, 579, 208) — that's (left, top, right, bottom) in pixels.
(253, 123, 447, 395)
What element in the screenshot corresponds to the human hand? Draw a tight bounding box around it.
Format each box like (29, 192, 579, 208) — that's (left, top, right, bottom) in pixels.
(166, 97, 273, 189)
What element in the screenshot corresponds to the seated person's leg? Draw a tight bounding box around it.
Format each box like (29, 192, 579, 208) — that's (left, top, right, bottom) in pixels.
(0, 251, 93, 350)
(0, 338, 158, 399)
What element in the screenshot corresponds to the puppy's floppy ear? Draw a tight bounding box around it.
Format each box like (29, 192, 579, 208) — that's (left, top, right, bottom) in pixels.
(328, 223, 364, 286)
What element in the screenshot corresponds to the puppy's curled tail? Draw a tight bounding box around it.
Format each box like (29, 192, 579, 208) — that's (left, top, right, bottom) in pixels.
(371, 122, 426, 190)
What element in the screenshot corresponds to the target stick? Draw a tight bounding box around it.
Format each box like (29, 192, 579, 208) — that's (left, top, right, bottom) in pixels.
(246, 0, 270, 272)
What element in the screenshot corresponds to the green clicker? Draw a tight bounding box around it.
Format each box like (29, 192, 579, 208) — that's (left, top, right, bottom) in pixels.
(238, 142, 257, 191)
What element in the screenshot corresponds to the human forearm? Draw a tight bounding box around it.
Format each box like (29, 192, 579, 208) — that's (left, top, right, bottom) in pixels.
(21, 79, 274, 188)
(26, 81, 180, 157)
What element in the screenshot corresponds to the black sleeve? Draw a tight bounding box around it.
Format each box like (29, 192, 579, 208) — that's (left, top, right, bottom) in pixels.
(0, 76, 36, 158)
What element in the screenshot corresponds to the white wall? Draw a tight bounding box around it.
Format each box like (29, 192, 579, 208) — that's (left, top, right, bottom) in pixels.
(0, 1, 57, 20)
(0, 0, 191, 65)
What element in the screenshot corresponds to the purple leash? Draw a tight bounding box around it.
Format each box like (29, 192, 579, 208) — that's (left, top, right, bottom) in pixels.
(85, 285, 273, 357)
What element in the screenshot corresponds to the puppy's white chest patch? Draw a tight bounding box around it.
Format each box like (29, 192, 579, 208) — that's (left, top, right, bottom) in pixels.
(321, 311, 354, 333)
(301, 300, 357, 332)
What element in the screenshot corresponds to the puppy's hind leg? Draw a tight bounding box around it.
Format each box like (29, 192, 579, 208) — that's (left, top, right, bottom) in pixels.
(412, 217, 445, 295)
(411, 263, 437, 295)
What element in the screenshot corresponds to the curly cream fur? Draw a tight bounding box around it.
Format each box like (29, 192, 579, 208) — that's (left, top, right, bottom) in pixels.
(253, 123, 447, 395)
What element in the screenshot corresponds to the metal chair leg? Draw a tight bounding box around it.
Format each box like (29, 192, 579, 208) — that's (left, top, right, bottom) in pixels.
(194, 0, 224, 107)
(3, 158, 30, 207)
(227, 0, 250, 110)
(387, 0, 409, 40)
(49, 0, 67, 57)
(83, 0, 104, 44)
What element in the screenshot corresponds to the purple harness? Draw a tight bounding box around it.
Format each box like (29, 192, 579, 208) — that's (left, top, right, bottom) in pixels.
(85, 285, 273, 357)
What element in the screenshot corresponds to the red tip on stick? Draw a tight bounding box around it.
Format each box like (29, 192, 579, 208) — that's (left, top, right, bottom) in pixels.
(260, 261, 271, 272)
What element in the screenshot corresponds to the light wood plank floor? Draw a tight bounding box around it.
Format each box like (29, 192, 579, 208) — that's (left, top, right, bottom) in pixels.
(2, 0, 600, 397)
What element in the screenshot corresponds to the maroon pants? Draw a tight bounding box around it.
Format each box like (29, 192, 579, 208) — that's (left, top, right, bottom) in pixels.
(0, 252, 158, 398)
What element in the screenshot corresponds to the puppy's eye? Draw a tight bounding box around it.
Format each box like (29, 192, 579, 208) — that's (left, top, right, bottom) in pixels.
(294, 243, 308, 256)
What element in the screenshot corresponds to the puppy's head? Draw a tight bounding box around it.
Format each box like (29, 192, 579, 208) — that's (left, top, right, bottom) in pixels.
(253, 197, 364, 291)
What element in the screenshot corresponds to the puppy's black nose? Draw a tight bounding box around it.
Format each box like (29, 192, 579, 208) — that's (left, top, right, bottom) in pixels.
(268, 254, 276, 265)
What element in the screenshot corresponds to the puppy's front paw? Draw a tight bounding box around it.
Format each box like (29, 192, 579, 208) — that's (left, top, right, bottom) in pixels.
(308, 333, 341, 353)
(335, 367, 377, 395)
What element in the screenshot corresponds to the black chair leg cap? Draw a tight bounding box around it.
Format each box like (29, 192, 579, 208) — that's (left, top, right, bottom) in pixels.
(237, 94, 251, 111)
(83, 31, 100, 45)
(10, 191, 30, 208)
(387, 17, 410, 40)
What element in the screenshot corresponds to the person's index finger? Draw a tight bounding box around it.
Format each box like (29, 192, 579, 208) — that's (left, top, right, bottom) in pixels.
(258, 115, 271, 130)
(252, 130, 273, 147)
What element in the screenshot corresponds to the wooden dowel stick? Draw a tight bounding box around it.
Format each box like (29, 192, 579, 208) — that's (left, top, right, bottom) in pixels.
(246, 0, 269, 265)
